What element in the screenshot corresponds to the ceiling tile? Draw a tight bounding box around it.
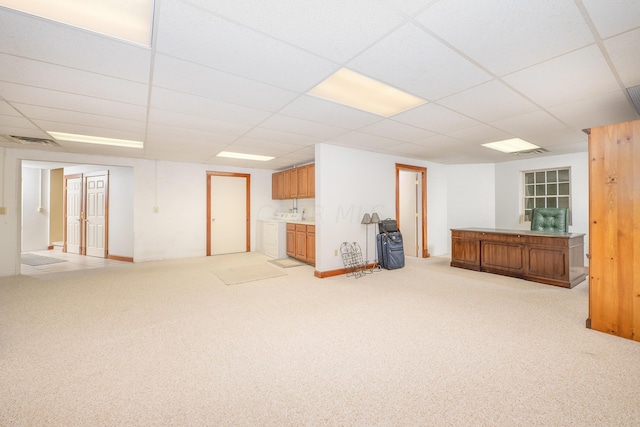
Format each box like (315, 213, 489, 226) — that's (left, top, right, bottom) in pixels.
(327, 131, 406, 150)
(156, 1, 336, 92)
(34, 120, 145, 142)
(278, 95, 381, 130)
(259, 114, 350, 139)
(490, 110, 569, 136)
(582, 0, 640, 38)
(503, 45, 620, 107)
(446, 124, 512, 144)
(604, 28, 640, 87)
(0, 100, 20, 116)
(349, 22, 492, 100)
(524, 128, 587, 150)
(0, 54, 148, 105)
(0, 114, 38, 130)
(358, 119, 435, 142)
(392, 103, 479, 134)
(13, 103, 145, 133)
(187, 0, 407, 62)
(0, 82, 147, 121)
(547, 91, 639, 130)
(0, 7, 151, 82)
(150, 88, 271, 126)
(148, 109, 252, 136)
(226, 137, 301, 156)
(243, 127, 320, 146)
(438, 80, 539, 122)
(416, 0, 594, 75)
(146, 123, 238, 146)
(152, 54, 298, 112)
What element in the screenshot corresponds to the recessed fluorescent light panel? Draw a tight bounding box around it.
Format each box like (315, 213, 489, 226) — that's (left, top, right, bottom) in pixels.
(47, 132, 144, 149)
(482, 138, 541, 153)
(216, 151, 274, 162)
(0, 0, 154, 46)
(308, 68, 426, 117)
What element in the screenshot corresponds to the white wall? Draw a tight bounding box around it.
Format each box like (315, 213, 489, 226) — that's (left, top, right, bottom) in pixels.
(494, 152, 589, 262)
(21, 167, 50, 251)
(315, 144, 451, 272)
(446, 163, 496, 231)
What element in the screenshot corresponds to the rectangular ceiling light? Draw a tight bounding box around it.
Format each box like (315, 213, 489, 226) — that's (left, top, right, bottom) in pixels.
(308, 68, 426, 117)
(47, 132, 144, 149)
(0, 0, 154, 46)
(216, 151, 274, 161)
(482, 138, 541, 153)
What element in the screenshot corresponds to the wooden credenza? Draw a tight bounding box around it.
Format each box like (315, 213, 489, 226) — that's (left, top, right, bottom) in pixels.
(451, 228, 586, 288)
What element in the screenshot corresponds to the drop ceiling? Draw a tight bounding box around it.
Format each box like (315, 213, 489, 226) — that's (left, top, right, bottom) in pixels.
(1, 0, 639, 170)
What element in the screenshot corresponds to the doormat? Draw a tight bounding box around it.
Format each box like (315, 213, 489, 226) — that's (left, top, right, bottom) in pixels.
(21, 253, 67, 266)
(268, 258, 306, 268)
(214, 263, 286, 285)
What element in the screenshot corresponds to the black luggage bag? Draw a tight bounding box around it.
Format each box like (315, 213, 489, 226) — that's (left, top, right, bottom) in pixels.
(376, 230, 405, 270)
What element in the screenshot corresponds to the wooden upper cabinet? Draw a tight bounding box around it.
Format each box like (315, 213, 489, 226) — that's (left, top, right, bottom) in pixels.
(271, 163, 315, 200)
(307, 164, 315, 198)
(283, 169, 292, 199)
(297, 165, 308, 198)
(290, 167, 298, 199)
(272, 171, 285, 200)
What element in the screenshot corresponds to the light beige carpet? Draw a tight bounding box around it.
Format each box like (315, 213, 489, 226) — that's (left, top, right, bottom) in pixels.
(2, 253, 640, 426)
(213, 262, 286, 285)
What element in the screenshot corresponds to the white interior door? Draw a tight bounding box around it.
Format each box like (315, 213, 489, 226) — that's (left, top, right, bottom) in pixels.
(399, 170, 422, 257)
(85, 174, 107, 258)
(209, 175, 247, 255)
(65, 176, 82, 254)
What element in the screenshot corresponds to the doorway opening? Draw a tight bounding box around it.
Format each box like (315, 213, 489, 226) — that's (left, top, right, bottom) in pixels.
(395, 163, 429, 258)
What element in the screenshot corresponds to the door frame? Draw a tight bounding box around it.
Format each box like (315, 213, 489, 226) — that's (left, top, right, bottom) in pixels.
(206, 171, 251, 256)
(395, 163, 430, 258)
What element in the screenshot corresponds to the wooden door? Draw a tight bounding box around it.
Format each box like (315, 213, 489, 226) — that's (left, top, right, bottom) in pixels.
(85, 173, 108, 258)
(64, 175, 83, 254)
(207, 172, 250, 255)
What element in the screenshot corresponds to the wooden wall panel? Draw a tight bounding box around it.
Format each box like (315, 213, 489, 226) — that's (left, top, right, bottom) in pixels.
(588, 119, 640, 341)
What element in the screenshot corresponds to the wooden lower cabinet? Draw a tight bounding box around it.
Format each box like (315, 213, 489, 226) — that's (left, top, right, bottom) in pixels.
(451, 228, 586, 288)
(286, 223, 315, 266)
(286, 224, 295, 257)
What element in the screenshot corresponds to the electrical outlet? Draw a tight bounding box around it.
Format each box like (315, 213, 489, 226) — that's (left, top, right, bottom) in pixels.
(154, 206, 159, 213)
(0, 207, 6, 215)
(334, 249, 338, 256)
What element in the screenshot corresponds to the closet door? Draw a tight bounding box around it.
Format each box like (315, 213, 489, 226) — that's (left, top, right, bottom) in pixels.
(85, 173, 109, 258)
(64, 174, 83, 254)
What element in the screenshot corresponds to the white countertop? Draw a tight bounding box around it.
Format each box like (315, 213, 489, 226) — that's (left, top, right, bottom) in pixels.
(287, 219, 315, 225)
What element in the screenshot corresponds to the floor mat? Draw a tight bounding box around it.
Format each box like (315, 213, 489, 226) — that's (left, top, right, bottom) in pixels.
(213, 263, 286, 285)
(268, 258, 306, 268)
(21, 253, 67, 266)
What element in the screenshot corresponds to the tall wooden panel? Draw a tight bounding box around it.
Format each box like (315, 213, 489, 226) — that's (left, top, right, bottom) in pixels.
(588, 119, 640, 342)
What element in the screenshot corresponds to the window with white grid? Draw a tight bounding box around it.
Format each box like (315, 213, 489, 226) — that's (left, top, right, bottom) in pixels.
(523, 168, 571, 222)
